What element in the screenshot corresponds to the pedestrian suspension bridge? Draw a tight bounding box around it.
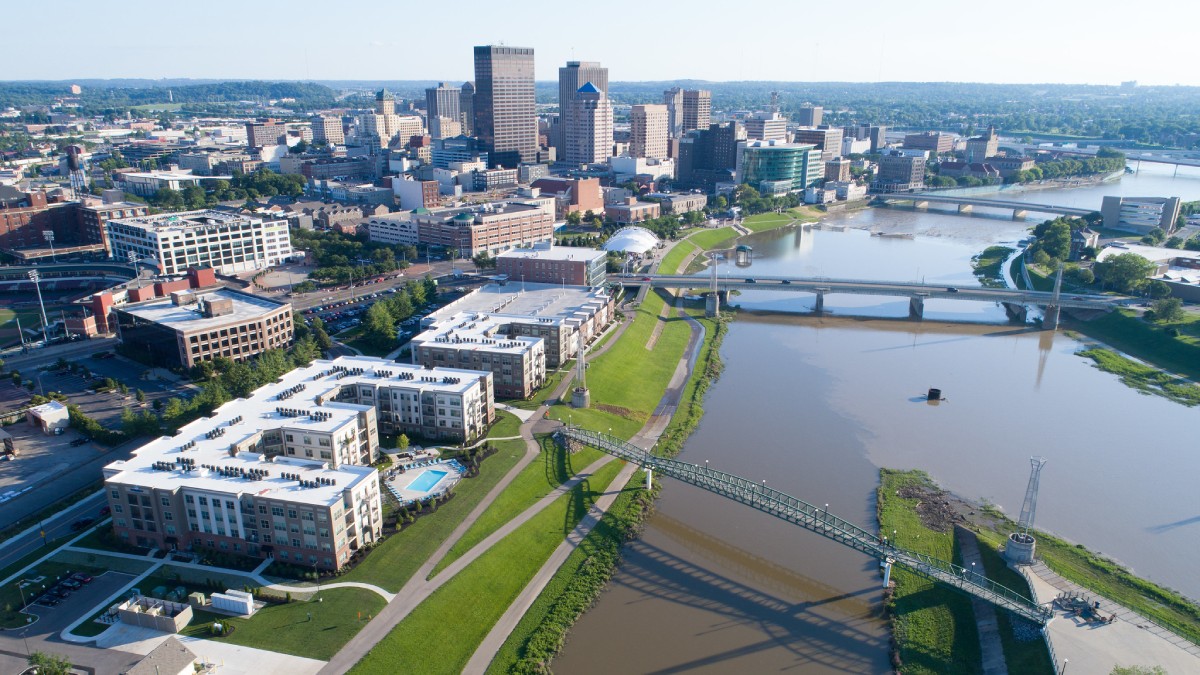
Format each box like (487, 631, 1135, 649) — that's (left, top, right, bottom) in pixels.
(560, 427, 1053, 625)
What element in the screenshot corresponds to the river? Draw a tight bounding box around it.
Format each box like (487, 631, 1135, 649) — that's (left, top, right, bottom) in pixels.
(553, 164, 1200, 674)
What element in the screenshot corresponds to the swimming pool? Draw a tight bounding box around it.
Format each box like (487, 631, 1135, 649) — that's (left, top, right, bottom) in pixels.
(407, 469, 449, 493)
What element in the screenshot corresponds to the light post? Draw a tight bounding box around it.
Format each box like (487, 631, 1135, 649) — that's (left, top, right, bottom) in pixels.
(1060, 658, 1068, 674)
(16, 581, 28, 610)
(43, 230, 56, 263)
(27, 270, 50, 345)
(126, 250, 142, 288)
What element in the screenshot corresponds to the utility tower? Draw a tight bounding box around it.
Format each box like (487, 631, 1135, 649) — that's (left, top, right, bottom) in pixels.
(570, 330, 590, 408)
(1044, 263, 1064, 330)
(1005, 456, 1048, 565)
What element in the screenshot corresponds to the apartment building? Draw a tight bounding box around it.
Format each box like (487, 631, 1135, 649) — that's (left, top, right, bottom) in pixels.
(245, 120, 287, 148)
(903, 131, 955, 155)
(604, 198, 661, 224)
(645, 192, 708, 215)
(411, 313, 545, 399)
(106, 210, 294, 276)
(99, 370, 373, 569)
(311, 116, 345, 146)
(875, 151, 927, 191)
(78, 201, 151, 254)
(114, 288, 293, 369)
(744, 112, 788, 142)
(792, 126, 844, 161)
(629, 104, 669, 159)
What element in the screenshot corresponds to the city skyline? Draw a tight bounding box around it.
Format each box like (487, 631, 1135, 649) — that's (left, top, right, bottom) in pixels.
(6, 0, 1199, 86)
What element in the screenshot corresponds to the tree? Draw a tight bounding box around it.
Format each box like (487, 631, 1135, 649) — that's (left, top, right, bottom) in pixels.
(566, 211, 582, 225)
(1041, 220, 1072, 260)
(289, 139, 308, 154)
(1150, 297, 1184, 323)
(363, 303, 397, 350)
(135, 389, 146, 403)
(1065, 267, 1094, 285)
(1094, 252, 1155, 293)
(1145, 279, 1171, 299)
(423, 275, 438, 301)
(397, 434, 410, 451)
(28, 651, 72, 675)
(473, 251, 496, 269)
(1109, 667, 1166, 675)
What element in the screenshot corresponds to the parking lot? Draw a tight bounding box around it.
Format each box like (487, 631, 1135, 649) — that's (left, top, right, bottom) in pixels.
(0, 415, 106, 495)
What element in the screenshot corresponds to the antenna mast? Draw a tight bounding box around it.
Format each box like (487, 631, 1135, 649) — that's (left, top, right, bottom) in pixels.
(1017, 456, 1048, 534)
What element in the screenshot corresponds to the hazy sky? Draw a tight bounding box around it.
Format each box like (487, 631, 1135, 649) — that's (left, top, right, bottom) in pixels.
(11, 0, 1199, 85)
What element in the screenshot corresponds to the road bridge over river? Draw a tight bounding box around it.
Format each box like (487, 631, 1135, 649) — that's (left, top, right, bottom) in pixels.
(616, 273, 1133, 324)
(560, 427, 1054, 625)
(876, 193, 1096, 219)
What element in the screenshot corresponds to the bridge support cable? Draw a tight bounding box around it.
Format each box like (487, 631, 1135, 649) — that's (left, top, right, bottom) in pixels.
(560, 427, 1053, 625)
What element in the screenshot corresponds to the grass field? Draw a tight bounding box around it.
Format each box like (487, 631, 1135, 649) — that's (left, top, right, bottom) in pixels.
(349, 458, 627, 675)
(487, 410, 523, 438)
(337, 439, 527, 592)
(971, 246, 1015, 288)
(181, 587, 386, 660)
(685, 226, 738, 250)
(1078, 348, 1200, 406)
(659, 240, 698, 275)
(487, 468, 653, 673)
(545, 288, 692, 439)
(506, 367, 569, 410)
(335, 326, 393, 358)
(430, 436, 605, 576)
(878, 469, 982, 674)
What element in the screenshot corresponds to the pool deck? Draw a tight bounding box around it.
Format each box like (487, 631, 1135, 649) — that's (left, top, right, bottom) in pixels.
(385, 461, 465, 504)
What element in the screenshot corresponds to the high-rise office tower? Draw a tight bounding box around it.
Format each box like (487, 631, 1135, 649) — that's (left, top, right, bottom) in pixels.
(473, 46, 538, 168)
(563, 82, 613, 166)
(425, 83, 462, 140)
(311, 116, 345, 146)
(459, 82, 475, 137)
(629, 104, 669, 159)
(556, 61, 609, 153)
(376, 88, 395, 116)
(797, 104, 823, 127)
(663, 87, 684, 137)
(682, 90, 711, 133)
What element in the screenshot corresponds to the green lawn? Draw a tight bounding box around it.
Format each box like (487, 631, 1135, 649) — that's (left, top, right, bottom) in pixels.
(1078, 348, 1200, 406)
(336, 326, 394, 358)
(349, 458, 627, 675)
(429, 436, 605, 576)
(487, 410, 523, 438)
(181, 587, 386, 661)
(685, 226, 738, 250)
(659, 240, 699, 275)
(741, 213, 792, 233)
(971, 246, 1015, 288)
(488, 468, 652, 673)
(545, 289, 692, 439)
(337, 439, 526, 591)
(878, 469, 982, 675)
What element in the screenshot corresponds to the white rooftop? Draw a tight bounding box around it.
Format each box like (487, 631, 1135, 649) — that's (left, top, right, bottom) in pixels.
(112, 209, 271, 233)
(103, 356, 491, 507)
(412, 312, 543, 356)
(1096, 242, 1200, 265)
(429, 282, 611, 326)
(496, 245, 604, 263)
(118, 288, 289, 334)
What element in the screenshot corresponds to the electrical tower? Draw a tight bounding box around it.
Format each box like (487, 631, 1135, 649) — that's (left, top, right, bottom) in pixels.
(1005, 456, 1048, 565)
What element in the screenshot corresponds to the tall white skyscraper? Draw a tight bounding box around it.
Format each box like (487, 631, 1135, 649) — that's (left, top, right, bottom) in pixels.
(630, 104, 669, 159)
(563, 82, 613, 166)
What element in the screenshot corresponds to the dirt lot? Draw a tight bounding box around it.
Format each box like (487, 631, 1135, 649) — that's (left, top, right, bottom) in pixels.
(0, 419, 104, 495)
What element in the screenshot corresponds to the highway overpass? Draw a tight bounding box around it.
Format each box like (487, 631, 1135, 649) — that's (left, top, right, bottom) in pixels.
(876, 193, 1096, 219)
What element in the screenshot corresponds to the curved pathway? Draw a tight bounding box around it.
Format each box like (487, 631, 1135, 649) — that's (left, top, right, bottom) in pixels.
(263, 581, 396, 602)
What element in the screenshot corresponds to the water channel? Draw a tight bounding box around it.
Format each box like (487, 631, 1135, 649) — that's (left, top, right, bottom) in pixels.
(554, 164, 1200, 673)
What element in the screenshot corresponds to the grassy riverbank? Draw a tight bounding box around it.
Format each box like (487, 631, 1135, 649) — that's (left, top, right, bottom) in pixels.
(974, 519, 1200, 647)
(877, 469, 982, 674)
(1077, 348, 1200, 406)
(878, 469, 1056, 674)
(1066, 309, 1200, 382)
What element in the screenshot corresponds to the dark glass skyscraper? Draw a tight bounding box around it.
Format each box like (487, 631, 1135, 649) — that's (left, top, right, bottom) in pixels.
(473, 46, 537, 168)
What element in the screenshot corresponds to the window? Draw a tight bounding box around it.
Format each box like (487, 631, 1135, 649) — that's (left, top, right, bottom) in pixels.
(114, 504, 124, 514)
(116, 518, 127, 528)
(161, 496, 171, 507)
(260, 519, 270, 529)
(288, 509, 298, 519)
(111, 489, 119, 499)
(271, 507, 284, 517)
(258, 505, 267, 514)
(292, 538, 301, 548)
(164, 512, 173, 521)
(198, 497, 208, 506)
(225, 500, 235, 510)
(200, 511, 209, 520)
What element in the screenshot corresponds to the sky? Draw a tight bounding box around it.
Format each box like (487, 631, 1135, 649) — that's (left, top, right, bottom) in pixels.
(10, 0, 1200, 86)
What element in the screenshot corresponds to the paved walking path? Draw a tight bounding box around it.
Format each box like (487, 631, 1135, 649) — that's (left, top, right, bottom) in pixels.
(1021, 561, 1200, 673)
(954, 526, 1007, 675)
(462, 461, 638, 674)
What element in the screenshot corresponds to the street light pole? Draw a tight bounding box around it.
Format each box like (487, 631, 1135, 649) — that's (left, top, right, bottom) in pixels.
(28, 270, 50, 345)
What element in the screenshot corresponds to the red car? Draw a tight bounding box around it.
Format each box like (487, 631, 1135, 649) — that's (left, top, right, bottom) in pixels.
(71, 573, 93, 584)
(641, 276, 653, 281)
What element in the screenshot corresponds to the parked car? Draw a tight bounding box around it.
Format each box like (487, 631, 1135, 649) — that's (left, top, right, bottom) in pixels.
(70, 518, 95, 531)
(99, 506, 110, 517)
(60, 579, 82, 590)
(51, 587, 71, 598)
(71, 573, 93, 584)
(37, 596, 60, 607)
(69, 437, 90, 447)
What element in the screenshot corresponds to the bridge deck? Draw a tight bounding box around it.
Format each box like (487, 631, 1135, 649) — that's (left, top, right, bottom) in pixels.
(562, 427, 1053, 625)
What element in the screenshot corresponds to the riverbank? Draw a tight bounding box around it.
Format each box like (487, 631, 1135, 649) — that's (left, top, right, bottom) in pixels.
(879, 468, 1200, 672)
